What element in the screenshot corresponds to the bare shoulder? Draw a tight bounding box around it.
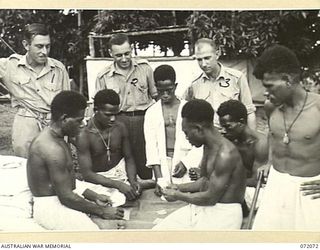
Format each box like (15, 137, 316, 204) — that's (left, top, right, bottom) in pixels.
(116, 120, 128, 136)
(30, 132, 68, 165)
(216, 139, 242, 171)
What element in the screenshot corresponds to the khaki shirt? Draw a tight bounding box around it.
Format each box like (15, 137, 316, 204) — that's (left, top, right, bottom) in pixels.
(95, 58, 157, 112)
(184, 63, 256, 126)
(0, 54, 70, 113)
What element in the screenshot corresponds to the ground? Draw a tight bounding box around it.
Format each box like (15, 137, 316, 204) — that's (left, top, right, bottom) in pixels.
(0, 102, 268, 156)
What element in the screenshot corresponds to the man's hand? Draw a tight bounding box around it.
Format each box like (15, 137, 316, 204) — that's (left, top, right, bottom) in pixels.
(257, 164, 271, 184)
(154, 183, 163, 197)
(118, 182, 138, 201)
(162, 187, 178, 202)
(130, 181, 142, 197)
(172, 162, 187, 178)
(189, 167, 200, 181)
(301, 180, 320, 199)
(95, 194, 112, 207)
(100, 207, 124, 220)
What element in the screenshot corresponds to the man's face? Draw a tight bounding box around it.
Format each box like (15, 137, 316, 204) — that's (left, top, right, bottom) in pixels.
(219, 114, 242, 141)
(23, 35, 51, 66)
(95, 103, 120, 128)
(195, 43, 219, 76)
(156, 80, 176, 104)
(109, 42, 132, 70)
(182, 118, 203, 147)
(63, 110, 85, 137)
(262, 72, 290, 106)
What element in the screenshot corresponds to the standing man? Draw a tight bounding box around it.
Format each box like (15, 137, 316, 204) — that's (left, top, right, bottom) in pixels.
(144, 65, 195, 195)
(184, 38, 256, 129)
(27, 91, 124, 230)
(0, 23, 70, 157)
(252, 45, 320, 230)
(96, 33, 157, 179)
(153, 99, 246, 230)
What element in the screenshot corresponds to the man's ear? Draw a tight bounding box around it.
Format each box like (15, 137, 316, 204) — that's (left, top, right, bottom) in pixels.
(60, 114, 68, 123)
(215, 47, 221, 59)
(22, 40, 29, 52)
(194, 123, 204, 134)
(282, 74, 292, 86)
(108, 49, 112, 57)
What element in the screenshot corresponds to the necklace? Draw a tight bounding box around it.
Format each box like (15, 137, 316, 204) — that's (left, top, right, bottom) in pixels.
(92, 118, 112, 161)
(282, 91, 308, 145)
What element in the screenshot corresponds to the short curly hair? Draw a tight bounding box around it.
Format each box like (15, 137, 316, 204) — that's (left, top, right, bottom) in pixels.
(253, 44, 301, 80)
(94, 89, 120, 109)
(217, 100, 248, 124)
(154, 64, 176, 84)
(182, 99, 214, 125)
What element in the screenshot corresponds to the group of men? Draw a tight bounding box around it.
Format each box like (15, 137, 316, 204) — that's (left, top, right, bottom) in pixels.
(1, 23, 320, 231)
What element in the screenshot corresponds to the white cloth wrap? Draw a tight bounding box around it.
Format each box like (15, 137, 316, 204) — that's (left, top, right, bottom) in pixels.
(153, 203, 242, 230)
(253, 166, 320, 230)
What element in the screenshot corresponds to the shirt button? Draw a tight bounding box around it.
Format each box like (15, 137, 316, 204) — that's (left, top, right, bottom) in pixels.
(37, 89, 40, 92)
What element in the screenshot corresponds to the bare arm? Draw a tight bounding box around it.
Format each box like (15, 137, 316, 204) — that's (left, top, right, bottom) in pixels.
(44, 144, 105, 217)
(247, 134, 269, 187)
(164, 150, 238, 206)
(121, 123, 138, 184)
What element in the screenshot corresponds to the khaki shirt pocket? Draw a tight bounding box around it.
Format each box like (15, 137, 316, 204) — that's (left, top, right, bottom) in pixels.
(135, 83, 149, 105)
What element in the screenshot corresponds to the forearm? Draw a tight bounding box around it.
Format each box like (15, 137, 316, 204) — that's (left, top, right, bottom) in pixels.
(247, 112, 256, 130)
(59, 192, 103, 217)
(125, 160, 138, 184)
(177, 178, 204, 193)
(82, 171, 123, 190)
(174, 190, 217, 206)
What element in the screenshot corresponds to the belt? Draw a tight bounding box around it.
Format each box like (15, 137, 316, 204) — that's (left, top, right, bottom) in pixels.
(120, 110, 146, 116)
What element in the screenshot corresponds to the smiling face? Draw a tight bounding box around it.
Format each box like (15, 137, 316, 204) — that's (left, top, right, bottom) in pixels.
(181, 118, 203, 147)
(262, 72, 292, 106)
(109, 41, 132, 70)
(195, 42, 220, 77)
(23, 34, 51, 66)
(156, 79, 176, 104)
(95, 103, 120, 128)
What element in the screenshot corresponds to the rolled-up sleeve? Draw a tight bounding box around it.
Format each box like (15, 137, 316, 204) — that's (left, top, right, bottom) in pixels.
(238, 74, 256, 114)
(0, 58, 8, 83)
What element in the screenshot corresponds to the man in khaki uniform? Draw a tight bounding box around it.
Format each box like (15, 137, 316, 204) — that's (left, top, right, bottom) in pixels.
(184, 38, 256, 129)
(0, 23, 70, 157)
(95, 33, 157, 179)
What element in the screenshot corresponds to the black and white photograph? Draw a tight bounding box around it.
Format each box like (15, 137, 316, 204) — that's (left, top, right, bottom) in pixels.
(0, 3, 319, 240)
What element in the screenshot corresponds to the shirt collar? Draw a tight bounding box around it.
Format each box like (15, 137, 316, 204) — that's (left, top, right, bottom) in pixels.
(17, 54, 55, 69)
(107, 58, 138, 77)
(201, 63, 226, 81)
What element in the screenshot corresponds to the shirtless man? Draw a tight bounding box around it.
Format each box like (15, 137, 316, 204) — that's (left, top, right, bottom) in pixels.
(217, 100, 269, 187)
(252, 45, 320, 230)
(153, 99, 246, 230)
(76, 89, 141, 201)
(27, 91, 124, 230)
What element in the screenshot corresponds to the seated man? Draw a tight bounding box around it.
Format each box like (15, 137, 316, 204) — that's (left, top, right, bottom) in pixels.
(153, 99, 247, 230)
(76, 89, 141, 201)
(144, 65, 195, 195)
(217, 100, 269, 214)
(27, 91, 124, 231)
(217, 100, 269, 187)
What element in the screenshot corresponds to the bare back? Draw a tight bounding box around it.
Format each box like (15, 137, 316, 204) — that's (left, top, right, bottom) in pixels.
(27, 128, 75, 197)
(269, 93, 320, 176)
(201, 134, 247, 204)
